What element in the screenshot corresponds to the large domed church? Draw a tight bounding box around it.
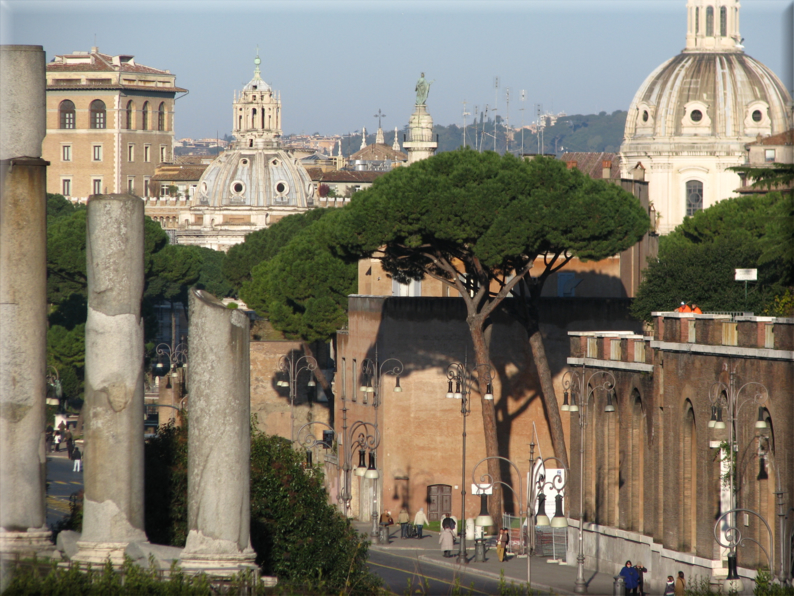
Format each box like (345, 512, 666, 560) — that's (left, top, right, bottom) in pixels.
(620, 0, 792, 234)
(176, 53, 316, 250)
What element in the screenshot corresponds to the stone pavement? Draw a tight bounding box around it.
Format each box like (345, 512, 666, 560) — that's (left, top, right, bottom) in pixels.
(355, 522, 617, 595)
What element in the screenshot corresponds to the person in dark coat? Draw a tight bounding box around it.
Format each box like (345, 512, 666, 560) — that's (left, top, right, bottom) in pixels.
(635, 561, 647, 596)
(619, 560, 640, 595)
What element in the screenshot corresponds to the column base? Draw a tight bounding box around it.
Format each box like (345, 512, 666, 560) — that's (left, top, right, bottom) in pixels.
(71, 541, 128, 566)
(178, 552, 258, 577)
(0, 527, 53, 556)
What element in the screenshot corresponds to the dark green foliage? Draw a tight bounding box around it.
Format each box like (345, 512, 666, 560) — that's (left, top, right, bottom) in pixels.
(241, 211, 357, 343)
(144, 422, 189, 547)
(631, 193, 791, 321)
(248, 431, 381, 594)
(134, 423, 382, 595)
(223, 209, 329, 291)
(540, 110, 627, 153)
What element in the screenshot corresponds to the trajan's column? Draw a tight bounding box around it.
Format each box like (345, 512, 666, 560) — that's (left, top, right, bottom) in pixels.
(403, 72, 438, 164)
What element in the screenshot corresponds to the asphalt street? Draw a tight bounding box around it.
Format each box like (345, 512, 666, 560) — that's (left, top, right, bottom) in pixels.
(368, 549, 547, 596)
(46, 452, 83, 527)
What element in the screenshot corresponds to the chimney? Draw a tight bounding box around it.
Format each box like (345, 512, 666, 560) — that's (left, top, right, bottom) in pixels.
(566, 161, 577, 170)
(633, 162, 646, 181)
(602, 160, 612, 179)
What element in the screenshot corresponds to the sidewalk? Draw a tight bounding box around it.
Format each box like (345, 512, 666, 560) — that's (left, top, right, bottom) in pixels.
(356, 522, 616, 595)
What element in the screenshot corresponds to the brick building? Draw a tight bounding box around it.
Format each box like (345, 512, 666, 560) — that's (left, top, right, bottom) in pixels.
(565, 312, 793, 590)
(43, 47, 186, 199)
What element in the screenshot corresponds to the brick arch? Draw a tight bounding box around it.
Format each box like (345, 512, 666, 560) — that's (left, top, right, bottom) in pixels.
(680, 399, 697, 552)
(586, 382, 619, 527)
(621, 388, 646, 533)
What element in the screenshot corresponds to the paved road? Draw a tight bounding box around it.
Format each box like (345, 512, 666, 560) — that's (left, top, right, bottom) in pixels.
(46, 453, 83, 527)
(368, 548, 531, 595)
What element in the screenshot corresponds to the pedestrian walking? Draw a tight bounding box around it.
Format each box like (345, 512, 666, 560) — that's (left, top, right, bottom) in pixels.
(663, 575, 675, 596)
(635, 561, 647, 596)
(497, 528, 510, 562)
(413, 507, 429, 539)
(619, 560, 640, 595)
(398, 508, 410, 539)
(674, 571, 685, 596)
(72, 446, 82, 472)
(64, 429, 74, 460)
(54, 431, 61, 452)
(438, 526, 455, 557)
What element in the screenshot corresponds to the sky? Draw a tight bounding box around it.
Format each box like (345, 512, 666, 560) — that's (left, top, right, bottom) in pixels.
(3, 0, 791, 140)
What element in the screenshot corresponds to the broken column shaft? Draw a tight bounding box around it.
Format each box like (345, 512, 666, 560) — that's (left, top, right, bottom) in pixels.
(180, 289, 255, 573)
(74, 194, 147, 565)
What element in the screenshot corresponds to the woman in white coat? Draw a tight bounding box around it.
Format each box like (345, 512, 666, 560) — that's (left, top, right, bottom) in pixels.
(413, 507, 429, 539)
(439, 526, 455, 557)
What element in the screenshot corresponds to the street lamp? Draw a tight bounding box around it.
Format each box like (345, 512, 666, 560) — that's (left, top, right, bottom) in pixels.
(295, 421, 336, 467)
(527, 442, 568, 587)
(276, 352, 318, 443)
(562, 364, 616, 594)
(445, 360, 496, 565)
(708, 366, 770, 591)
(359, 347, 404, 544)
(471, 455, 523, 565)
(153, 340, 189, 386)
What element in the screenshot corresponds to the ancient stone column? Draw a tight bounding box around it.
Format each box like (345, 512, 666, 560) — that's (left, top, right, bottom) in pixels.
(180, 289, 255, 573)
(74, 194, 147, 565)
(0, 45, 52, 568)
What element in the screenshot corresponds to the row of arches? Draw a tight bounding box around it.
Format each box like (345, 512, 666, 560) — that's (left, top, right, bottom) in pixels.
(58, 99, 168, 131)
(694, 5, 730, 37)
(576, 385, 777, 567)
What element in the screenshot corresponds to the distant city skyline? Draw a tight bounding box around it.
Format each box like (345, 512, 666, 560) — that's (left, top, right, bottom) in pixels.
(3, 1, 791, 141)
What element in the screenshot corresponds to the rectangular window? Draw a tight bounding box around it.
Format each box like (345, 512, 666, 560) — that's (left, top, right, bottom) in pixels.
(92, 179, 102, 195)
(92, 145, 102, 161)
(687, 320, 696, 343)
(128, 144, 135, 162)
(62, 179, 72, 196)
(341, 358, 347, 400)
(610, 339, 621, 361)
(127, 177, 135, 194)
(586, 337, 598, 358)
(62, 145, 72, 162)
(144, 145, 151, 162)
(765, 149, 776, 163)
(633, 341, 645, 363)
(722, 322, 738, 346)
(160, 146, 167, 162)
(351, 359, 357, 402)
(764, 325, 774, 349)
(144, 178, 151, 197)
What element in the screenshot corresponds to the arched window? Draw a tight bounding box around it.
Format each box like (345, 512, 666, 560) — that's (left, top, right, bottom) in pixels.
(90, 100, 106, 129)
(686, 181, 703, 216)
(125, 100, 134, 129)
(695, 7, 699, 34)
(158, 102, 165, 131)
(706, 6, 714, 36)
(720, 6, 727, 36)
(251, 108, 257, 130)
(59, 100, 75, 129)
(141, 101, 149, 130)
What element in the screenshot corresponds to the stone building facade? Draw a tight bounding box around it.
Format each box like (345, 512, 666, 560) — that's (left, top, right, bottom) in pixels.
(565, 313, 793, 590)
(43, 47, 185, 199)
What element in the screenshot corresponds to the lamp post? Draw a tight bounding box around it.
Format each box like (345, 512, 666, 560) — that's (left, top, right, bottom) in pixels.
(471, 455, 523, 564)
(295, 421, 336, 467)
(708, 366, 770, 591)
(527, 442, 568, 588)
(359, 347, 404, 544)
(276, 353, 318, 443)
(561, 364, 617, 594)
(445, 360, 495, 565)
(153, 340, 189, 384)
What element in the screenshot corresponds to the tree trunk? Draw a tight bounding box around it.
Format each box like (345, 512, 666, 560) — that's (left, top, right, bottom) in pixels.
(525, 316, 569, 471)
(469, 318, 504, 525)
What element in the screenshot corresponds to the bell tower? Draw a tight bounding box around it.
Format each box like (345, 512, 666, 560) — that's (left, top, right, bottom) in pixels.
(232, 50, 282, 149)
(685, 0, 743, 52)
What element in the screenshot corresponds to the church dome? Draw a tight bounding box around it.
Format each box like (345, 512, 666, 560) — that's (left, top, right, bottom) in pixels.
(194, 52, 314, 209)
(624, 51, 792, 141)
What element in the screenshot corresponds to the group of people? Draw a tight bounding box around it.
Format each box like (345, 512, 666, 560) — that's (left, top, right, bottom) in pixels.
(384, 507, 432, 540)
(675, 301, 703, 314)
(44, 425, 82, 472)
(620, 560, 686, 596)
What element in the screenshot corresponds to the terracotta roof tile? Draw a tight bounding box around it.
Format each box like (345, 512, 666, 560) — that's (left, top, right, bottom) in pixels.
(561, 152, 621, 179)
(747, 129, 794, 146)
(310, 170, 385, 183)
(349, 143, 407, 162)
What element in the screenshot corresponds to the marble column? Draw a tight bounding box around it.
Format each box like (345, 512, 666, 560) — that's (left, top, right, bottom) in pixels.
(403, 104, 438, 164)
(0, 45, 52, 567)
(74, 194, 147, 565)
(180, 289, 255, 573)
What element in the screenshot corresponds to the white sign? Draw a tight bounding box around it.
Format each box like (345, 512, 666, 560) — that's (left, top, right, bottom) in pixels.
(735, 269, 757, 281)
(472, 483, 493, 495)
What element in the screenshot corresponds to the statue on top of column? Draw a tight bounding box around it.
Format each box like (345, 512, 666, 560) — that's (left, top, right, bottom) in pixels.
(415, 73, 434, 105)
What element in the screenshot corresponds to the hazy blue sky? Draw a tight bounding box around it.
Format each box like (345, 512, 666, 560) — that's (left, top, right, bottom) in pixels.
(3, 1, 790, 140)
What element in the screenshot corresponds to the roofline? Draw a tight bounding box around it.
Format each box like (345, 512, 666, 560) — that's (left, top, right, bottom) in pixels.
(46, 84, 187, 93)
